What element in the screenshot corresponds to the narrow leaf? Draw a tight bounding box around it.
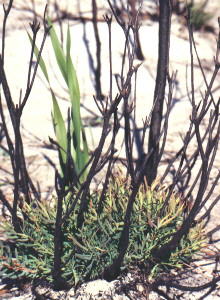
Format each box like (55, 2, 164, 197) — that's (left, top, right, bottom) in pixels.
(48, 19, 68, 84)
(51, 91, 67, 165)
(27, 32, 50, 83)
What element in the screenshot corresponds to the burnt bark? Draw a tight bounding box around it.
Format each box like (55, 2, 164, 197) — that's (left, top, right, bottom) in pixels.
(145, 0, 172, 185)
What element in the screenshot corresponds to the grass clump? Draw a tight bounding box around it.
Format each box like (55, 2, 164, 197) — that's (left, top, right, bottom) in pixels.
(188, 2, 213, 30)
(0, 177, 206, 286)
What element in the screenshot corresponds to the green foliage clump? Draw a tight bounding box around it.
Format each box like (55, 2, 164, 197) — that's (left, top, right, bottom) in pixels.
(29, 20, 89, 186)
(188, 3, 213, 30)
(0, 178, 206, 286)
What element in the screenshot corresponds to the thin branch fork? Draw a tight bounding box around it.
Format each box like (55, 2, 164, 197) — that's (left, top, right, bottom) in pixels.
(0, 4, 49, 231)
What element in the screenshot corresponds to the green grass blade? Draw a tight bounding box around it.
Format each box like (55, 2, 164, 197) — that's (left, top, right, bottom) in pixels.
(66, 26, 84, 175)
(51, 91, 67, 166)
(27, 32, 50, 83)
(48, 19, 68, 84)
(66, 26, 80, 103)
(66, 26, 89, 178)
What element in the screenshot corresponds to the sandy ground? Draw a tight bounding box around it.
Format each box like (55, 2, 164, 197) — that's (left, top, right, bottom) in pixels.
(1, 0, 219, 208)
(0, 0, 219, 237)
(1, 0, 219, 188)
(0, 1, 219, 219)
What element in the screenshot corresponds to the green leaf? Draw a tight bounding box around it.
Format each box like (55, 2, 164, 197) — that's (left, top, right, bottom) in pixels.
(66, 25, 89, 180)
(66, 27, 81, 157)
(27, 32, 50, 83)
(48, 19, 68, 84)
(51, 91, 67, 165)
